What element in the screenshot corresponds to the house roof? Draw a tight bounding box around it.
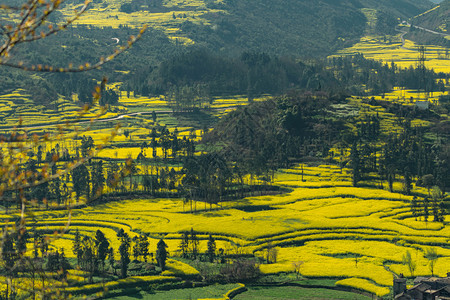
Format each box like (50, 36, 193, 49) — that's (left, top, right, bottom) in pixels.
(414, 277, 429, 284)
(409, 282, 432, 292)
(394, 292, 412, 300)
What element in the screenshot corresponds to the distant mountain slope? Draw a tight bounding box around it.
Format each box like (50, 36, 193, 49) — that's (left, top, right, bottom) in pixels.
(407, 0, 450, 46)
(413, 0, 450, 32)
(359, 0, 433, 18)
(179, 0, 433, 56)
(58, 0, 432, 57)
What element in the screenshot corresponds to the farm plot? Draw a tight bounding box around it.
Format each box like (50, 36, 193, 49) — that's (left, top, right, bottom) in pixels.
(6, 164, 447, 298)
(335, 35, 450, 73)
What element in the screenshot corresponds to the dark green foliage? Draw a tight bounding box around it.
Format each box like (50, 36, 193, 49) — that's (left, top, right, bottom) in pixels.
(179, 232, 189, 259)
(118, 229, 131, 278)
(15, 226, 28, 258)
(139, 235, 150, 262)
(351, 142, 361, 187)
(72, 164, 89, 202)
(46, 249, 69, 279)
(424, 197, 430, 223)
(80, 236, 97, 283)
(132, 234, 149, 262)
(2, 231, 16, 271)
(181, 153, 232, 208)
(156, 239, 168, 270)
(207, 234, 216, 263)
(411, 197, 419, 220)
(91, 160, 105, 200)
(72, 229, 82, 265)
(182, 0, 428, 57)
(204, 92, 338, 177)
(108, 247, 116, 275)
(95, 229, 110, 273)
(80, 136, 95, 158)
(190, 228, 199, 260)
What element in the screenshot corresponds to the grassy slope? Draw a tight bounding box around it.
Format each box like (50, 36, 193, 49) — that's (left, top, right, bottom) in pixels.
(234, 285, 371, 300)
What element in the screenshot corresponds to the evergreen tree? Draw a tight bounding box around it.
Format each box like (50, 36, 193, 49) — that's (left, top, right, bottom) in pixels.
(350, 141, 360, 187)
(91, 160, 105, 200)
(59, 248, 70, 281)
(207, 234, 216, 263)
(15, 226, 28, 257)
(108, 247, 115, 275)
(410, 196, 419, 221)
(139, 235, 150, 262)
(33, 230, 41, 258)
(132, 236, 140, 261)
(117, 229, 131, 278)
(95, 230, 110, 274)
(46, 250, 60, 271)
(156, 239, 168, 270)
(438, 201, 446, 223)
(81, 236, 97, 283)
(72, 164, 90, 202)
(72, 229, 82, 265)
(80, 136, 95, 158)
(1, 232, 15, 299)
(190, 228, 199, 260)
(179, 232, 189, 259)
(49, 178, 62, 204)
(424, 197, 429, 223)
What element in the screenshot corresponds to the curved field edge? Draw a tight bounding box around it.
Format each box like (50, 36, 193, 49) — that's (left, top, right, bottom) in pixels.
(2, 165, 449, 298)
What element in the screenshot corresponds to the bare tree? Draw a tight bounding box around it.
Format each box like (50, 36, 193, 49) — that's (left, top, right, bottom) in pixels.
(0, 0, 147, 72)
(402, 250, 416, 277)
(0, 0, 144, 298)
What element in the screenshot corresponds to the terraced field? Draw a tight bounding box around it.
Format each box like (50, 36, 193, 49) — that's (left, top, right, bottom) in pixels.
(58, 0, 223, 44)
(0, 72, 448, 298)
(335, 34, 450, 73)
(2, 164, 446, 298)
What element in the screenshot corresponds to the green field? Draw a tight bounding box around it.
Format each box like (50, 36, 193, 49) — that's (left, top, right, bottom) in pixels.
(234, 285, 371, 300)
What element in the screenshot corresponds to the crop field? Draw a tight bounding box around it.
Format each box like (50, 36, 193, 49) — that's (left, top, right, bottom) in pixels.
(335, 35, 450, 73)
(0, 71, 448, 298)
(1, 162, 448, 297)
(58, 0, 224, 42)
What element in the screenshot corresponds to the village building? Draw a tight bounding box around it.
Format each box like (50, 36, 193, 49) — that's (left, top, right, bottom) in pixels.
(394, 274, 450, 300)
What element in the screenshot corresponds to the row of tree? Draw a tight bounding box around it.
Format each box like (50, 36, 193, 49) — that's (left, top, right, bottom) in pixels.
(72, 228, 167, 281)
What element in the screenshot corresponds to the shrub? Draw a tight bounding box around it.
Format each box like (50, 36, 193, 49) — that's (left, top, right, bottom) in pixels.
(219, 259, 260, 283)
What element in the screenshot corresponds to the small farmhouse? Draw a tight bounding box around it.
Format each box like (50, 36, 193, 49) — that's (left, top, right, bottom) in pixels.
(394, 274, 450, 300)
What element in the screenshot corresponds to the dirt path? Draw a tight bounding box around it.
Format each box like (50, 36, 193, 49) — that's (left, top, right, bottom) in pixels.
(410, 23, 450, 38)
(395, 22, 450, 51)
(395, 27, 409, 50)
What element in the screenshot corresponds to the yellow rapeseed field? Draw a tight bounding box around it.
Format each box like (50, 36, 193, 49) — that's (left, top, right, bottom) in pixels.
(3, 163, 445, 297)
(335, 35, 450, 73)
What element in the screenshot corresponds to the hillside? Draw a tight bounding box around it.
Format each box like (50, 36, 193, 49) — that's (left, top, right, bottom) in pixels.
(56, 0, 433, 57)
(0, 0, 435, 105)
(407, 0, 450, 46)
(413, 0, 450, 32)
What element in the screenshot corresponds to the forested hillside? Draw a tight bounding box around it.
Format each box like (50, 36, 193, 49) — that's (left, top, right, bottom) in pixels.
(0, 0, 435, 106)
(165, 0, 433, 56)
(408, 0, 450, 47)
